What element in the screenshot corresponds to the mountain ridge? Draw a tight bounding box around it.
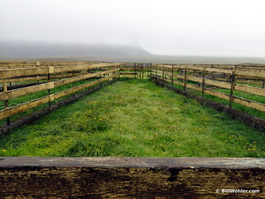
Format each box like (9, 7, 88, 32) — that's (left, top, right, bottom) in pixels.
(0, 41, 151, 58)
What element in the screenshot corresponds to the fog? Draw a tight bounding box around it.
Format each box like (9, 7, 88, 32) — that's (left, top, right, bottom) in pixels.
(1, 0, 265, 57)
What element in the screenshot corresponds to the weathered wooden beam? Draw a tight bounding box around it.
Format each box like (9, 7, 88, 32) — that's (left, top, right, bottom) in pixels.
(204, 88, 231, 101)
(186, 83, 202, 91)
(186, 75, 203, 83)
(235, 70, 265, 78)
(0, 157, 264, 198)
(234, 84, 265, 97)
(233, 96, 265, 112)
(0, 63, 121, 79)
(204, 79, 231, 89)
(120, 72, 138, 75)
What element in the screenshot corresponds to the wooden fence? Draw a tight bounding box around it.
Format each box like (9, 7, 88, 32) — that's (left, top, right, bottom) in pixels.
(120, 63, 152, 79)
(0, 61, 96, 69)
(0, 62, 121, 124)
(150, 64, 265, 112)
(1, 61, 264, 128)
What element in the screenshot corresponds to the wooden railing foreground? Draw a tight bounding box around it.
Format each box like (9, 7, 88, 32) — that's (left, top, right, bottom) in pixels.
(0, 157, 264, 198)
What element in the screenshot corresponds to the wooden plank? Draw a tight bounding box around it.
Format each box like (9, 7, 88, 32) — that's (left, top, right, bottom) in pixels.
(53, 63, 116, 73)
(186, 75, 203, 83)
(0, 68, 49, 79)
(204, 79, 231, 89)
(204, 88, 231, 101)
(234, 79, 263, 85)
(186, 66, 204, 71)
(0, 96, 51, 120)
(174, 65, 194, 70)
(234, 84, 265, 97)
(162, 78, 185, 87)
(0, 74, 119, 120)
(0, 83, 50, 102)
(186, 83, 202, 91)
(235, 70, 265, 78)
(0, 63, 121, 79)
(204, 68, 232, 74)
(233, 96, 265, 112)
(120, 73, 138, 75)
(0, 73, 78, 83)
(120, 68, 136, 71)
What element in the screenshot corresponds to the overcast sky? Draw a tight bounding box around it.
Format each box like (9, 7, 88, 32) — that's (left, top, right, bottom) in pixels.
(1, 0, 265, 57)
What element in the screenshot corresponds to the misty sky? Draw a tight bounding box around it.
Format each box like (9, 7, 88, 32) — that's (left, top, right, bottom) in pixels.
(1, 0, 265, 57)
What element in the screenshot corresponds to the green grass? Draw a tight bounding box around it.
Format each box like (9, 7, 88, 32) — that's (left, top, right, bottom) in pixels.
(0, 79, 265, 157)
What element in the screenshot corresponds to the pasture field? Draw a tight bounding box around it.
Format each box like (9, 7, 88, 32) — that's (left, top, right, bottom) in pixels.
(0, 79, 264, 157)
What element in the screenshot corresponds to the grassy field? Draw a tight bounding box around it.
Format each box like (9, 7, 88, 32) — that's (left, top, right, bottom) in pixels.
(0, 79, 265, 157)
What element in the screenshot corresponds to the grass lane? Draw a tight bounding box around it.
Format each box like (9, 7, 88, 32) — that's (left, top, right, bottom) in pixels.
(0, 79, 264, 157)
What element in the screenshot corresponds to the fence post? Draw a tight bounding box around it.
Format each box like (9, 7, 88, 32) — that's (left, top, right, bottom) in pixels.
(202, 68, 206, 99)
(99, 67, 102, 85)
(142, 64, 145, 79)
(140, 64, 142, 79)
(171, 65, 174, 87)
(114, 65, 116, 81)
(140, 64, 143, 79)
(113, 65, 117, 81)
(134, 63, 137, 79)
(108, 65, 110, 82)
(72, 71, 76, 98)
(162, 64, 165, 83)
(139, 64, 141, 79)
(183, 66, 187, 92)
(229, 68, 236, 108)
(155, 64, 158, 82)
(3, 79, 10, 126)
(118, 64, 121, 80)
(149, 63, 152, 77)
(36, 62, 40, 85)
(48, 66, 54, 108)
(262, 79, 265, 89)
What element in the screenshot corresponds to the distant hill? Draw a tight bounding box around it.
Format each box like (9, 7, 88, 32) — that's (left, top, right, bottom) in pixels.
(1, 41, 265, 65)
(0, 41, 151, 59)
